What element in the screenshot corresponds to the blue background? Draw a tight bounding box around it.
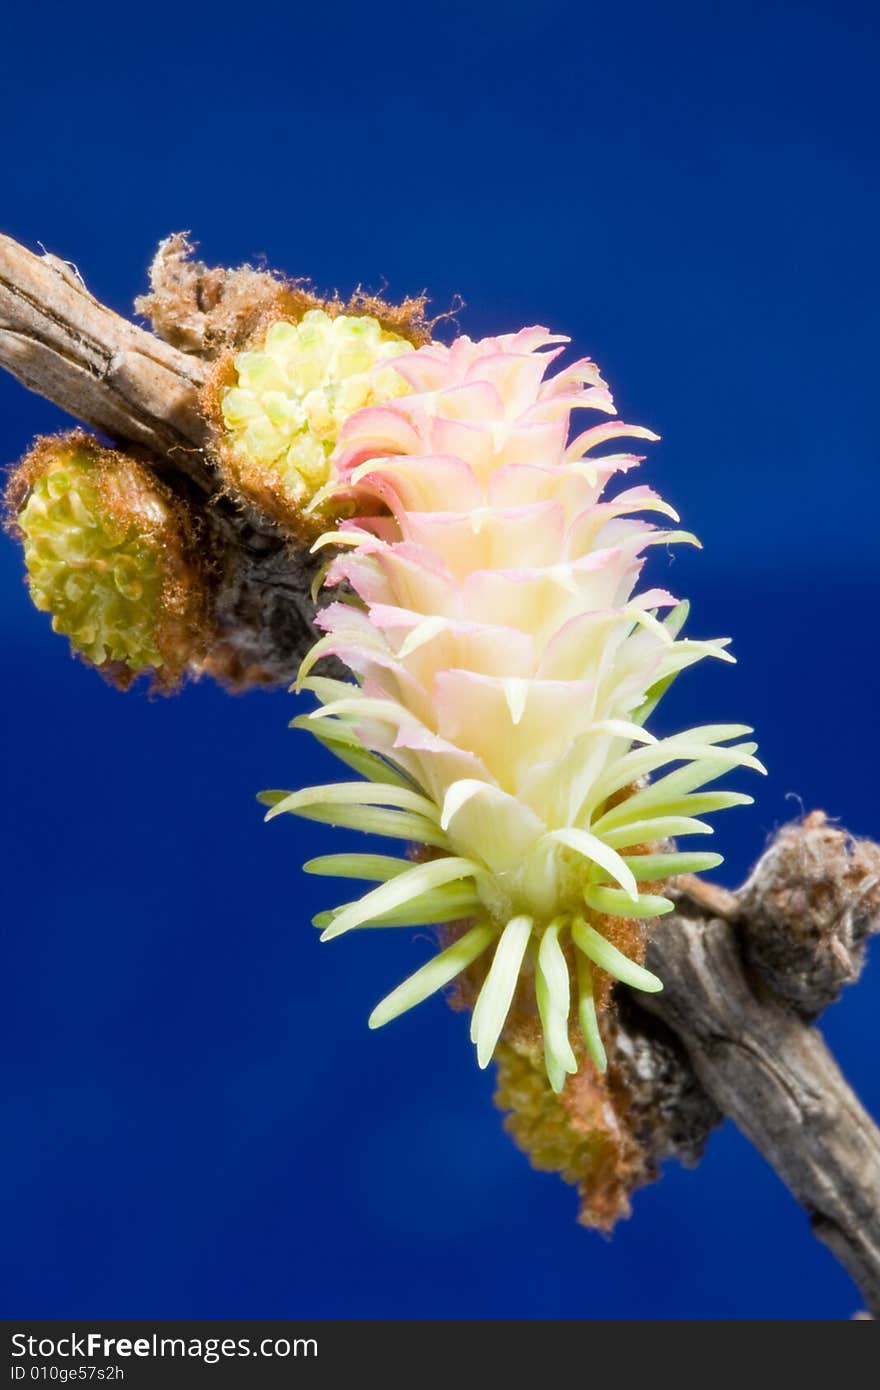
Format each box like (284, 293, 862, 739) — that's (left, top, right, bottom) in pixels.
(2, 0, 878, 1321)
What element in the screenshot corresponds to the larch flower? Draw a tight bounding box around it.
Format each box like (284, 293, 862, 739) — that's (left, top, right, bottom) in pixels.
(5, 432, 207, 688)
(263, 327, 764, 1090)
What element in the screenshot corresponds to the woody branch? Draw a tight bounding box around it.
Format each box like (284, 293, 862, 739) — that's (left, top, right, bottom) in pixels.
(2, 232, 879, 1312)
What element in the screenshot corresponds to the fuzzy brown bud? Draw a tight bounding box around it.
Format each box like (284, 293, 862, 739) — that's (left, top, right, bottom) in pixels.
(738, 812, 880, 1016)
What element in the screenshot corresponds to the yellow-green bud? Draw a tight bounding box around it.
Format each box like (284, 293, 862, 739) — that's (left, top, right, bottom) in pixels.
(6, 433, 207, 688)
(211, 308, 414, 530)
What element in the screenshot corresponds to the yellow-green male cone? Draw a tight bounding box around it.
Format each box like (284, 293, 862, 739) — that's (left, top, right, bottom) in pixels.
(6, 432, 208, 688)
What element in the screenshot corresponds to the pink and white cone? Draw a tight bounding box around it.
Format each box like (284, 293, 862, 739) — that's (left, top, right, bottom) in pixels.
(263, 327, 764, 1091)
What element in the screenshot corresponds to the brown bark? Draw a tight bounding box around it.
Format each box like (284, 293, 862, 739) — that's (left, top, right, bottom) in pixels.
(642, 813, 880, 1312)
(646, 901, 880, 1313)
(2, 231, 879, 1313)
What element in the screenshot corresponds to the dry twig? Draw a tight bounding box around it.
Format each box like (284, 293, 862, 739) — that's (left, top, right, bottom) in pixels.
(2, 232, 879, 1312)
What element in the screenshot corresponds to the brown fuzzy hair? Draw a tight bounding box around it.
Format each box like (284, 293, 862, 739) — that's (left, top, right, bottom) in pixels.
(137, 232, 439, 361)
